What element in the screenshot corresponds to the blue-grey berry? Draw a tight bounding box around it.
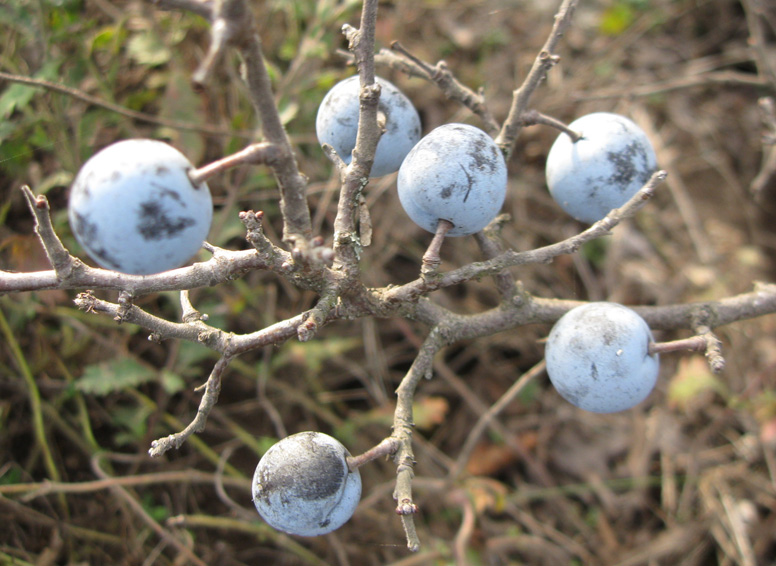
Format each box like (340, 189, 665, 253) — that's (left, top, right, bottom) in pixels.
(397, 123, 507, 237)
(316, 76, 421, 177)
(545, 302, 660, 413)
(546, 112, 657, 223)
(68, 139, 212, 275)
(252, 431, 362, 537)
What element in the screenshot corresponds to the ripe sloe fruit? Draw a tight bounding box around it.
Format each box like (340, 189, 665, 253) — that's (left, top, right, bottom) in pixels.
(546, 112, 657, 223)
(315, 76, 421, 177)
(252, 431, 362, 537)
(545, 302, 660, 413)
(68, 139, 213, 275)
(397, 123, 507, 236)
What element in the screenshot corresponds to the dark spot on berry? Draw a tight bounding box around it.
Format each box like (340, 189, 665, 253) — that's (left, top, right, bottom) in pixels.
(71, 211, 97, 242)
(136, 200, 194, 240)
(606, 141, 652, 191)
(466, 132, 499, 174)
(72, 212, 122, 270)
(256, 433, 347, 506)
(150, 182, 186, 206)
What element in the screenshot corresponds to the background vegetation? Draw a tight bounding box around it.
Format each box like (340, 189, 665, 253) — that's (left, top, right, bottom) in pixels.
(1, 0, 775, 564)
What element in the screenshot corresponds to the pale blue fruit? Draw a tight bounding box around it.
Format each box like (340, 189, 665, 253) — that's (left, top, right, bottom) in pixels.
(68, 139, 212, 275)
(545, 302, 660, 413)
(315, 76, 421, 177)
(252, 432, 362, 537)
(397, 123, 507, 236)
(546, 112, 657, 223)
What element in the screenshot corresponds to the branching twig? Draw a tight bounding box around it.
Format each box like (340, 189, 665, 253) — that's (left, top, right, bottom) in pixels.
(238, 25, 314, 249)
(496, 0, 579, 158)
(473, 215, 518, 301)
(332, 0, 382, 274)
(383, 170, 667, 304)
(149, 355, 233, 457)
(386, 42, 500, 134)
(391, 330, 445, 551)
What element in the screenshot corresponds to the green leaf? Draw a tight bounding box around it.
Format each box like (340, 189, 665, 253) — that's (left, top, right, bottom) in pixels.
(75, 358, 156, 396)
(0, 60, 62, 119)
(667, 356, 728, 410)
(599, 3, 635, 36)
(160, 370, 186, 395)
(272, 337, 361, 375)
(127, 31, 172, 67)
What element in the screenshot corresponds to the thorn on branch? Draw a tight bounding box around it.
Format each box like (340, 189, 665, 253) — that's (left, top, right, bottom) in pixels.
(321, 143, 348, 178)
(181, 290, 208, 323)
(21, 185, 79, 279)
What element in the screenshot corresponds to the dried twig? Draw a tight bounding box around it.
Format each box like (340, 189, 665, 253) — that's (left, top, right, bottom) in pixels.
(496, 0, 579, 158)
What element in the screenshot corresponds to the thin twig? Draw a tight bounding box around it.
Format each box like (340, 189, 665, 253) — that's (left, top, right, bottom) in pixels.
(148, 355, 233, 457)
(449, 360, 546, 480)
(391, 330, 445, 552)
(451, 489, 476, 566)
(383, 170, 667, 304)
(90, 454, 209, 566)
(496, 0, 579, 158)
(20, 186, 80, 279)
(332, 0, 382, 274)
(0, 70, 249, 138)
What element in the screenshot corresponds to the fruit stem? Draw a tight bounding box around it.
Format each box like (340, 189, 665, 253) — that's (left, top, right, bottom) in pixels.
(521, 109, 582, 142)
(649, 336, 706, 355)
(421, 219, 454, 278)
(188, 142, 277, 185)
(346, 437, 400, 471)
(648, 332, 726, 374)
